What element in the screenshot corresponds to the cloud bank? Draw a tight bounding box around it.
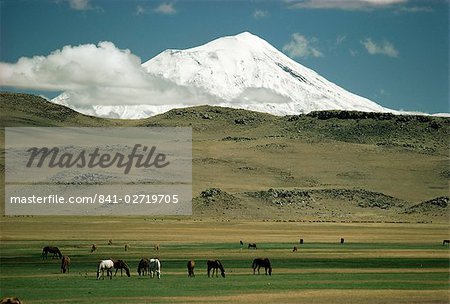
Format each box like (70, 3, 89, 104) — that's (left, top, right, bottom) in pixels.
(0, 41, 215, 107)
(287, 0, 408, 11)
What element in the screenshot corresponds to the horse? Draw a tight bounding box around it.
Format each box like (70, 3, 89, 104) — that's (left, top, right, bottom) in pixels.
(41, 246, 62, 259)
(137, 258, 150, 276)
(0, 297, 21, 304)
(207, 260, 225, 278)
(124, 244, 129, 251)
(97, 259, 114, 280)
(91, 244, 97, 253)
(248, 243, 257, 249)
(443, 240, 450, 246)
(187, 260, 195, 277)
(293, 246, 298, 252)
(108, 239, 113, 245)
(61, 256, 70, 273)
(300, 238, 304, 244)
(252, 258, 272, 275)
(148, 258, 161, 279)
(240, 240, 243, 246)
(340, 238, 345, 244)
(154, 243, 160, 251)
(113, 259, 131, 277)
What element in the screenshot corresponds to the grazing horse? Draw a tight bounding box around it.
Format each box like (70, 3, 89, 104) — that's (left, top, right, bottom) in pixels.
(252, 258, 272, 275)
(148, 258, 161, 279)
(113, 259, 131, 277)
(443, 240, 450, 246)
(207, 260, 225, 278)
(42, 246, 62, 259)
(0, 297, 21, 304)
(187, 260, 195, 277)
(91, 244, 97, 253)
(293, 246, 298, 252)
(61, 256, 70, 273)
(137, 258, 150, 276)
(248, 243, 257, 249)
(97, 259, 114, 280)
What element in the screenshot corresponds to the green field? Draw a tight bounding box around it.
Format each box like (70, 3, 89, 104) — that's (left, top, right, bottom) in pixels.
(1, 219, 449, 303)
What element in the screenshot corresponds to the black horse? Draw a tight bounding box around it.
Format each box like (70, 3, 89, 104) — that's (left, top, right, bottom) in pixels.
(252, 258, 272, 275)
(42, 246, 62, 259)
(137, 258, 150, 276)
(443, 240, 450, 246)
(207, 260, 225, 278)
(248, 243, 257, 249)
(113, 259, 131, 277)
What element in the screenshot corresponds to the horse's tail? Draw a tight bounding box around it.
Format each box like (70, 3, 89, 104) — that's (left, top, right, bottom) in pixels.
(252, 259, 257, 269)
(96, 262, 101, 279)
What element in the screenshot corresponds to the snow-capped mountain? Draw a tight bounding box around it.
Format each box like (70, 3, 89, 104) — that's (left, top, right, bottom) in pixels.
(53, 32, 392, 118)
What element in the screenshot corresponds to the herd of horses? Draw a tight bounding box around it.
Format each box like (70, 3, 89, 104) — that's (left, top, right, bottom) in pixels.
(40, 243, 275, 280)
(40, 238, 450, 280)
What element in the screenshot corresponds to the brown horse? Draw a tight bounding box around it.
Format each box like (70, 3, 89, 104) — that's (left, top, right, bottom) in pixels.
(124, 244, 129, 251)
(42, 246, 62, 259)
(61, 256, 70, 273)
(252, 258, 272, 275)
(91, 244, 97, 253)
(113, 259, 131, 277)
(248, 243, 257, 249)
(207, 260, 225, 278)
(137, 258, 150, 276)
(187, 260, 195, 277)
(293, 246, 298, 252)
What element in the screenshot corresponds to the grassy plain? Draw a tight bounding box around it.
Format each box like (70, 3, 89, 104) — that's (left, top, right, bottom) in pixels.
(0, 219, 449, 303)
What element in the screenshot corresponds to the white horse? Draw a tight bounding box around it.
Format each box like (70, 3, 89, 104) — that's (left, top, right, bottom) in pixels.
(97, 259, 114, 280)
(148, 258, 161, 279)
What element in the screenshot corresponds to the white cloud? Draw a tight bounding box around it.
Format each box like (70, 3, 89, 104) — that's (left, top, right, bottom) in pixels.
(154, 2, 177, 15)
(253, 9, 268, 19)
(67, 0, 92, 11)
(361, 38, 399, 57)
(336, 35, 347, 45)
(136, 5, 147, 15)
(282, 33, 324, 59)
(288, 0, 408, 11)
(396, 6, 433, 13)
(0, 42, 215, 107)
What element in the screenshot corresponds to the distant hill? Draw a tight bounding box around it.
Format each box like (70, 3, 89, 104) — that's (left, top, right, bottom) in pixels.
(1, 92, 449, 222)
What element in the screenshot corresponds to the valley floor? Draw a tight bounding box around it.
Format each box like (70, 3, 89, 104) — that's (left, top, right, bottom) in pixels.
(0, 218, 449, 303)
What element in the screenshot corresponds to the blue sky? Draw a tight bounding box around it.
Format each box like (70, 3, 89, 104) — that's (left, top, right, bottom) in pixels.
(1, 0, 448, 114)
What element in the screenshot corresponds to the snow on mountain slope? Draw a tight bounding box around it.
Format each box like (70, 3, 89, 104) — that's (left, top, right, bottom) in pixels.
(53, 32, 392, 118)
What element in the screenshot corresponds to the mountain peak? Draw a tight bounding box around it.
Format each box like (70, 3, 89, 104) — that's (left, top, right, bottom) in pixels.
(142, 32, 390, 115)
(53, 33, 392, 118)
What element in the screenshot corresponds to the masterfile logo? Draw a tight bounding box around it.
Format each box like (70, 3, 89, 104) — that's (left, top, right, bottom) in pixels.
(5, 127, 192, 216)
